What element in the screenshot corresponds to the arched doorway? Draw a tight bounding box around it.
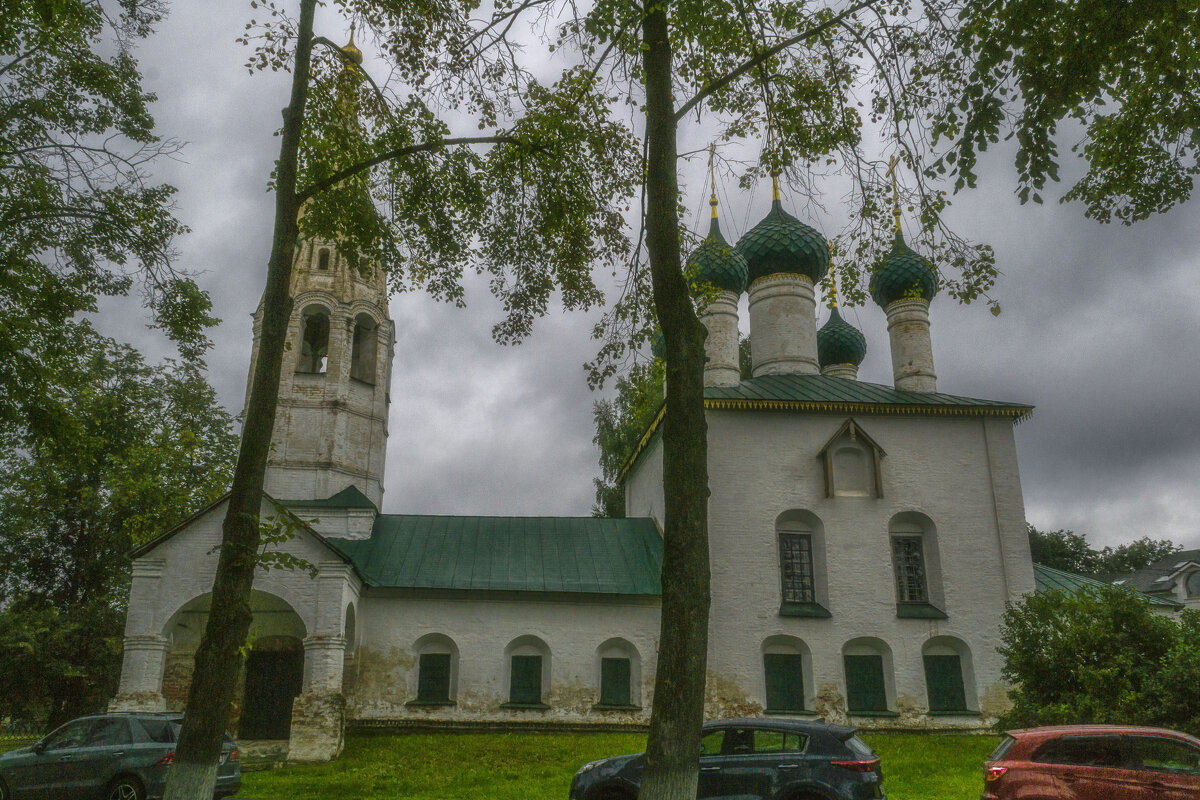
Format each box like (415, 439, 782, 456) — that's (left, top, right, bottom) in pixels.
(163, 590, 308, 740)
(240, 636, 304, 739)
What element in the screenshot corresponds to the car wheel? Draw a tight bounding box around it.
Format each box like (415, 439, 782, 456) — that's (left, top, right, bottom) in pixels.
(105, 775, 146, 800)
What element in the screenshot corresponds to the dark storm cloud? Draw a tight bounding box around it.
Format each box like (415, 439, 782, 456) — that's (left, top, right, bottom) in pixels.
(87, 1, 1200, 550)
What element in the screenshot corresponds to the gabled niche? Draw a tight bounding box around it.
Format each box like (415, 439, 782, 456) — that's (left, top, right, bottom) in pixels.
(817, 419, 885, 498)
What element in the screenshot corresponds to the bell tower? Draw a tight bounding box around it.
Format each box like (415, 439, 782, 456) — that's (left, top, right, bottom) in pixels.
(246, 239, 394, 506)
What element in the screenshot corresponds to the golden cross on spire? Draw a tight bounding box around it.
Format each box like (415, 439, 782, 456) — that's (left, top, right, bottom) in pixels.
(341, 21, 364, 70)
(887, 155, 902, 232)
(709, 143, 718, 218)
(766, 110, 782, 202)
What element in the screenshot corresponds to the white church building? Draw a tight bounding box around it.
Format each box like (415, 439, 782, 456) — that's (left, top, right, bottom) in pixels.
(111, 177, 1036, 762)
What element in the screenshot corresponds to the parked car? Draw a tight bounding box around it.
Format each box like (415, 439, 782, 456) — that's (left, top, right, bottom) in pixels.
(569, 717, 885, 800)
(0, 713, 240, 800)
(982, 724, 1200, 800)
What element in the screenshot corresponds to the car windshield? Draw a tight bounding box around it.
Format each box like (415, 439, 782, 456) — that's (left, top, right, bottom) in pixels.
(845, 736, 875, 759)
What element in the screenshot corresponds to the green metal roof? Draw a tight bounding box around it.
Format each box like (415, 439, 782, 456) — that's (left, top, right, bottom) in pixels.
(869, 231, 939, 307)
(328, 515, 663, 595)
(1034, 563, 1183, 609)
(817, 308, 867, 368)
(281, 485, 378, 510)
(735, 198, 829, 285)
(704, 373, 1032, 416)
(688, 216, 749, 294)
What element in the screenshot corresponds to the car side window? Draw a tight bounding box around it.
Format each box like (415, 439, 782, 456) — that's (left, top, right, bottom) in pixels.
(1127, 736, 1200, 774)
(1034, 736, 1126, 768)
(724, 728, 754, 755)
(700, 730, 724, 756)
(40, 719, 93, 752)
(753, 730, 806, 753)
(135, 718, 176, 744)
(85, 718, 131, 747)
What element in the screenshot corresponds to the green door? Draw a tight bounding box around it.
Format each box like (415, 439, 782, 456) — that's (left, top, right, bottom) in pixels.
(600, 657, 631, 707)
(417, 653, 452, 703)
(764, 653, 805, 712)
(844, 655, 888, 712)
(923, 654, 967, 712)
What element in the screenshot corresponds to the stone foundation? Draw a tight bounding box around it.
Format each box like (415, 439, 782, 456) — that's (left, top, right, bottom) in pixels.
(287, 692, 346, 763)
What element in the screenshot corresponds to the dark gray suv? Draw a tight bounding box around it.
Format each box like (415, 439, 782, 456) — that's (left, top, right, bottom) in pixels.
(569, 718, 885, 800)
(0, 713, 240, 800)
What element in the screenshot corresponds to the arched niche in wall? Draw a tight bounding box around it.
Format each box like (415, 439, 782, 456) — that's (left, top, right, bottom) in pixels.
(775, 510, 830, 617)
(761, 635, 814, 714)
(409, 633, 459, 706)
(593, 638, 641, 710)
(889, 511, 947, 617)
(817, 419, 884, 498)
(921, 635, 977, 714)
(841, 636, 896, 715)
(296, 304, 331, 375)
(350, 312, 378, 384)
(503, 635, 551, 709)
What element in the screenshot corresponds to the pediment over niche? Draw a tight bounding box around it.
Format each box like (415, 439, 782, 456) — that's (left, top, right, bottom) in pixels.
(817, 419, 885, 499)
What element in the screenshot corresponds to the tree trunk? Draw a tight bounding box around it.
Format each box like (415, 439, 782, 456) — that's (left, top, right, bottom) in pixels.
(162, 1, 315, 797)
(639, 4, 712, 800)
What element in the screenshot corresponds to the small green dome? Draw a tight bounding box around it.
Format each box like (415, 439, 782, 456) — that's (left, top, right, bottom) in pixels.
(734, 198, 829, 286)
(687, 217, 749, 294)
(869, 231, 939, 307)
(817, 307, 867, 368)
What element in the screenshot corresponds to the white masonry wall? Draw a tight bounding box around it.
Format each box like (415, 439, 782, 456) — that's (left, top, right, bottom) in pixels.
(624, 408, 1034, 728)
(347, 593, 662, 725)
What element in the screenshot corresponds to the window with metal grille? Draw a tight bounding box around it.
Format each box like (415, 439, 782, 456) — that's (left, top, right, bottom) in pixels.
(509, 655, 542, 705)
(417, 653, 451, 703)
(892, 536, 928, 603)
(779, 533, 815, 603)
(599, 657, 631, 707)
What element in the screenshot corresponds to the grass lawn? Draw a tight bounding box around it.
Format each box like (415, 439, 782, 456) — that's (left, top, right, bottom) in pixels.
(241, 730, 998, 799)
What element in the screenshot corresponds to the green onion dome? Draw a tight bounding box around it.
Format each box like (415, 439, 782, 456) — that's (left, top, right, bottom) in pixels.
(869, 230, 939, 308)
(817, 307, 867, 368)
(687, 213, 749, 295)
(734, 193, 830, 286)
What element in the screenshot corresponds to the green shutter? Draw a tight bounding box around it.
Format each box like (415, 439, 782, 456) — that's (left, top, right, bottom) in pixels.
(510, 655, 542, 705)
(844, 655, 888, 712)
(924, 654, 967, 712)
(417, 653, 451, 703)
(764, 653, 805, 712)
(600, 658, 632, 706)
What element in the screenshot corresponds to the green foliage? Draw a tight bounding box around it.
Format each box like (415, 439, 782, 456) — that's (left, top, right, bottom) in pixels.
(1028, 524, 1180, 577)
(999, 586, 1199, 735)
(942, 0, 1200, 224)
(0, 323, 237, 725)
(591, 359, 665, 517)
(0, 0, 213, 426)
(239, 731, 994, 800)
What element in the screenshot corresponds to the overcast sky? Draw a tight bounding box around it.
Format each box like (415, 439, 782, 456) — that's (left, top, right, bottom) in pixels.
(97, 1, 1200, 551)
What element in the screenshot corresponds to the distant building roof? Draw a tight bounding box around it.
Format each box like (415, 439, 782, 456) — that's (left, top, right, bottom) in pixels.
(1110, 549, 1200, 594)
(328, 515, 663, 596)
(1034, 563, 1183, 609)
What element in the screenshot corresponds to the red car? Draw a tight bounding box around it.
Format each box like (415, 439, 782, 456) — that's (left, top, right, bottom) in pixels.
(982, 725, 1200, 800)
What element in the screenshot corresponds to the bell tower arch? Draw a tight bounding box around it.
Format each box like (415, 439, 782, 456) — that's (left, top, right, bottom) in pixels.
(246, 239, 394, 506)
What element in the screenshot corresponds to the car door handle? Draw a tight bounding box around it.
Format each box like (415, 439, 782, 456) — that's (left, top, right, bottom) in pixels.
(779, 763, 800, 769)
(57, 755, 72, 761)
(111, 751, 125, 758)
(700, 766, 721, 772)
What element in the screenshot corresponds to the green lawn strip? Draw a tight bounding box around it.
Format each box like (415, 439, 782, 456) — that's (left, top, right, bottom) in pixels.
(864, 732, 999, 800)
(241, 730, 997, 800)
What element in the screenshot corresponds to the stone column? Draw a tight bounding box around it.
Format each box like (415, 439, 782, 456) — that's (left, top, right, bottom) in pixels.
(699, 289, 742, 387)
(109, 559, 168, 711)
(748, 274, 819, 376)
(821, 363, 859, 380)
(885, 298, 937, 392)
(287, 634, 347, 762)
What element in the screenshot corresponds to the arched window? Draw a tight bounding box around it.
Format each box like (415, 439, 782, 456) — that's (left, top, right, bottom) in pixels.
(296, 305, 330, 374)
(594, 638, 640, 710)
(1187, 571, 1200, 598)
(922, 636, 976, 714)
(350, 313, 378, 384)
(762, 636, 812, 714)
(343, 604, 356, 654)
(503, 635, 550, 709)
(410, 633, 458, 706)
(317, 248, 331, 270)
(817, 419, 884, 498)
(776, 510, 830, 617)
(889, 512, 946, 617)
(842, 637, 895, 714)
